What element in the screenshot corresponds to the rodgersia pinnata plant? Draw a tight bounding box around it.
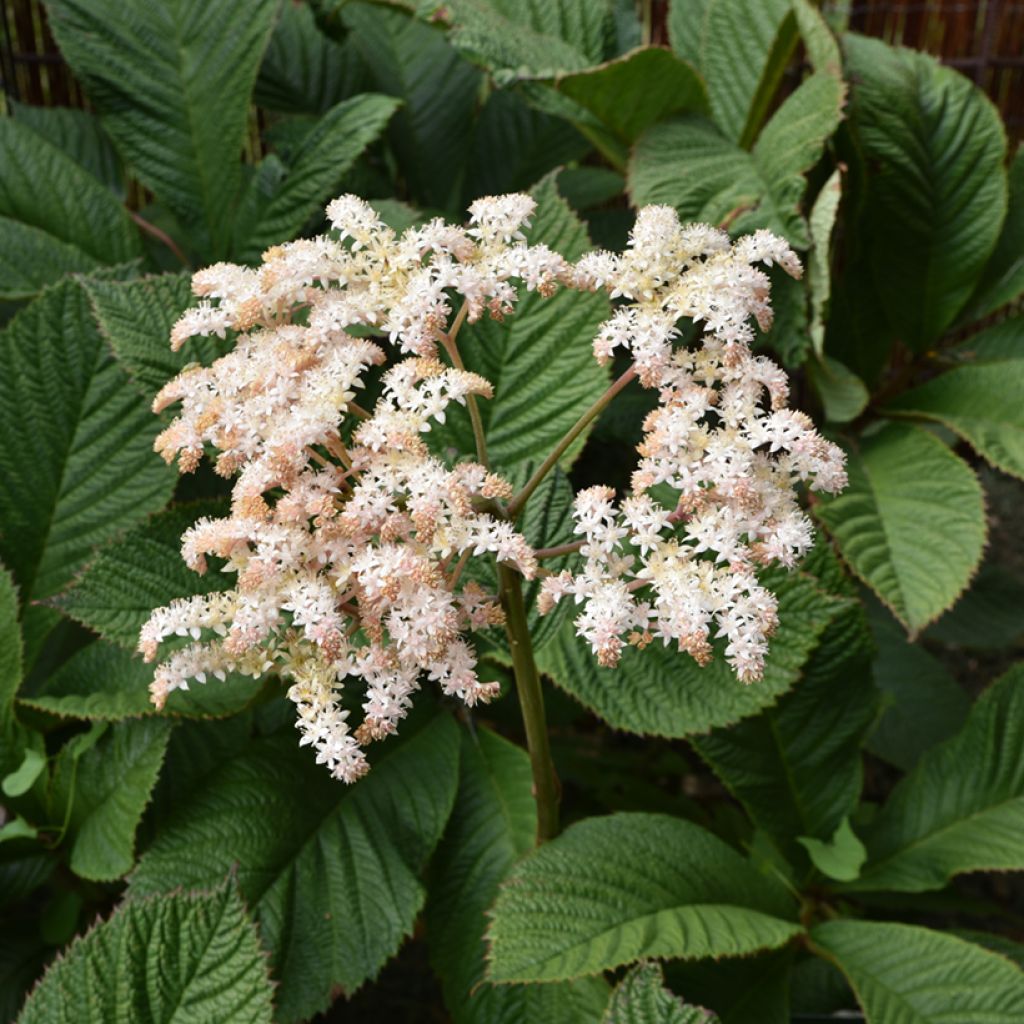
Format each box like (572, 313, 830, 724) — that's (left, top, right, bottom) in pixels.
(140, 192, 846, 810)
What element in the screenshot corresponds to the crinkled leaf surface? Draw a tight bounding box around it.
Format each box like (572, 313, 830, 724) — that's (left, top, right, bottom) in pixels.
(130, 713, 459, 1022)
(17, 885, 274, 1024)
(46, 0, 279, 261)
(885, 317, 1024, 480)
(486, 812, 801, 983)
(604, 963, 719, 1024)
(843, 33, 1007, 349)
(814, 423, 986, 635)
(811, 920, 1024, 1023)
(537, 570, 845, 737)
(848, 663, 1024, 893)
(0, 279, 175, 608)
(428, 727, 609, 1023)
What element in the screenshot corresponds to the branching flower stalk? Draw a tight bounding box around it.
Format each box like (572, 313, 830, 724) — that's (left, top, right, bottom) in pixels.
(140, 192, 846, 844)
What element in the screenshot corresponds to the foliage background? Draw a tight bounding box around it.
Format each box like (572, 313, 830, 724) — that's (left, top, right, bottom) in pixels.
(1, 1, 1024, 1022)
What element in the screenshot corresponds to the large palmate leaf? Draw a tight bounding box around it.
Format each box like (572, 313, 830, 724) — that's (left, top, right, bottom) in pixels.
(436, 176, 609, 469)
(847, 663, 1024, 893)
(811, 921, 1024, 1023)
(843, 34, 1007, 349)
(234, 93, 400, 261)
(427, 727, 609, 1023)
(691, 599, 877, 860)
(46, 0, 279, 261)
(814, 423, 985, 635)
(58, 502, 229, 650)
(85, 271, 222, 398)
(341, 4, 481, 211)
(19, 639, 260, 722)
(670, 0, 794, 144)
(0, 118, 140, 299)
(605, 963, 719, 1024)
(885, 317, 1024, 480)
(629, 68, 844, 248)
(130, 713, 459, 1022)
(17, 885, 274, 1024)
(0, 279, 175, 609)
(442, 0, 610, 78)
(49, 718, 171, 881)
(964, 145, 1024, 322)
(537, 570, 845, 737)
(487, 812, 801, 983)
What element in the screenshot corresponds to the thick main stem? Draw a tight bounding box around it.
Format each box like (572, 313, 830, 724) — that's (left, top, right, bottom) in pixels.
(498, 563, 560, 843)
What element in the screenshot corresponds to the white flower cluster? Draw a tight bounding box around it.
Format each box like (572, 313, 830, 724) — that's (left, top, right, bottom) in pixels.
(142, 195, 561, 781)
(540, 207, 846, 682)
(141, 193, 845, 781)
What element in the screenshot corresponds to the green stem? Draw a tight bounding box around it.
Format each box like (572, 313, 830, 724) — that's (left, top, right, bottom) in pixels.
(440, 303, 490, 469)
(507, 366, 637, 519)
(498, 563, 560, 843)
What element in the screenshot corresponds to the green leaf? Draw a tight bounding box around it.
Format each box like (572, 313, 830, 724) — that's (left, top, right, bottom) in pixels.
(46, 0, 279, 261)
(537, 570, 845, 738)
(130, 712, 459, 1022)
(1, 749, 45, 799)
(442, 0, 610, 78)
(50, 718, 170, 881)
(0, 279, 176, 608)
(235, 93, 400, 260)
(814, 423, 986, 635)
(10, 102, 124, 195)
(864, 599, 969, 771)
(808, 355, 869, 424)
(0, 118, 140, 299)
(665, 950, 793, 1024)
(807, 167, 842, 358)
(0, 818, 38, 844)
(848, 662, 1024, 893)
(797, 817, 867, 882)
(428, 727, 609, 1022)
(435, 175, 610, 469)
(925, 561, 1024, 651)
(885, 317, 1024, 480)
(965, 144, 1024, 321)
(843, 33, 1007, 348)
(549, 47, 707, 147)
(0, 565, 21, 714)
(57, 501, 229, 650)
(486, 812, 801, 983)
(19, 639, 262, 722)
(343, 4, 482, 210)
(691, 597, 876, 861)
(811, 920, 1024, 1023)
(256, 0, 370, 114)
(17, 885, 274, 1024)
(604, 962, 719, 1024)
(629, 69, 844, 248)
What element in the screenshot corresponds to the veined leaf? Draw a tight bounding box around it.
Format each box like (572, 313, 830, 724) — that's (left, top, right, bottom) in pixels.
(0, 118, 139, 299)
(10, 102, 124, 196)
(342, 4, 481, 211)
(964, 144, 1024, 322)
(17, 885, 274, 1024)
(50, 718, 171, 881)
(814, 423, 986, 635)
(0, 279, 176, 609)
(807, 167, 842, 358)
(235, 93, 400, 261)
(629, 69, 844, 248)
(808, 356, 869, 425)
(811, 920, 1024, 1023)
(537, 570, 846, 737)
(46, 0, 279, 261)
(57, 501, 230, 650)
(435, 176, 610, 469)
(130, 712, 459, 1022)
(486, 812, 801, 983)
(604, 963, 719, 1024)
(19, 639, 261, 722)
(0, 567, 26, 780)
(848, 663, 1024, 893)
(843, 33, 1007, 349)
(885, 317, 1024, 480)
(427, 727, 609, 1023)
